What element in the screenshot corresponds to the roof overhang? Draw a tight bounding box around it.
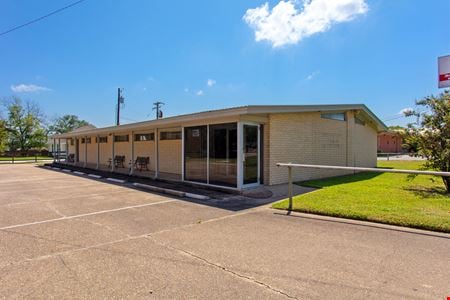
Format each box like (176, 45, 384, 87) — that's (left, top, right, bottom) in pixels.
(52, 104, 387, 138)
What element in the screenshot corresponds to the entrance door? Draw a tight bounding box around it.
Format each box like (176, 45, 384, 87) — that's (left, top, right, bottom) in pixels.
(243, 124, 259, 185)
(184, 126, 208, 183)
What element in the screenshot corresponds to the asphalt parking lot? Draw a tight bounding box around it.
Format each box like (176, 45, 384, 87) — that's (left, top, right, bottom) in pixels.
(1, 164, 449, 299)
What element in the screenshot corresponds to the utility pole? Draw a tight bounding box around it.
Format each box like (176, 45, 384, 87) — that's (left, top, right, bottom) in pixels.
(116, 88, 124, 125)
(152, 101, 164, 120)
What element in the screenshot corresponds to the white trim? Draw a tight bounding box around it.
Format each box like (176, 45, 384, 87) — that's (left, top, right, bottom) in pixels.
(130, 130, 135, 175)
(154, 128, 159, 179)
(96, 135, 100, 169)
(241, 122, 261, 189)
(111, 133, 115, 172)
(181, 126, 185, 181)
(206, 124, 210, 184)
(237, 122, 243, 190)
(84, 135, 87, 167)
(58, 138, 61, 162)
(52, 104, 386, 139)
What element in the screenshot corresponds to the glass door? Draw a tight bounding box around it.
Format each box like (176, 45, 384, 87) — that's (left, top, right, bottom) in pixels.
(243, 124, 259, 185)
(184, 126, 207, 183)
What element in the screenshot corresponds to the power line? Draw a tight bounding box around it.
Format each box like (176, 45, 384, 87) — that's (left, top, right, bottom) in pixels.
(0, 0, 86, 37)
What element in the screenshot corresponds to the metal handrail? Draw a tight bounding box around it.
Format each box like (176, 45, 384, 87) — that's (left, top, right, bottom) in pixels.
(276, 163, 450, 211)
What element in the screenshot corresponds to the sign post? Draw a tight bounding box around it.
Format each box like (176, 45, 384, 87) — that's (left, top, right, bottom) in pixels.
(438, 55, 450, 88)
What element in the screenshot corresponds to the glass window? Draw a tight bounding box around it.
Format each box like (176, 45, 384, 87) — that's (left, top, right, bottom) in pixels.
(114, 135, 129, 142)
(85, 137, 91, 144)
(81, 138, 85, 144)
(160, 131, 181, 140)
(243, 125, 258, 185)
(209, 123, 237, 187)
(98, 136, 108, 143)
(135, 133, 154, 141)
(184, 126, 207, 183)
(321, 113, 346, 121)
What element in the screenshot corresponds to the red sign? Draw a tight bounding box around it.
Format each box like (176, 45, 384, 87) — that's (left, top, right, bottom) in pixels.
(439, 73, 450, 82)
(438, 55, 450, 88)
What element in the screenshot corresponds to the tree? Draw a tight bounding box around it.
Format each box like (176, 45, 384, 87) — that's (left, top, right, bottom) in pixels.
(0, 119, 8, 153)
(3, 97, 47, 152)
(48, 114, 90, 134)
(405, 90, 450, 192)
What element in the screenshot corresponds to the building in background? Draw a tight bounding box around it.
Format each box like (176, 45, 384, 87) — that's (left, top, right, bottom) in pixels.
(377, 131, 404, 153)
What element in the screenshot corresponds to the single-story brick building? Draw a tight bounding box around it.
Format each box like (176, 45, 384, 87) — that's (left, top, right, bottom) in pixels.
(377, 131, 403, 153)
(52, 104, 387, 190)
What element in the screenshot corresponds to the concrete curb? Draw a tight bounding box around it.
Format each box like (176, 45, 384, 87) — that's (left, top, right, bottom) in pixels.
(278, 210, 450, 238)
(107, 178, 126, 184)
(62, 169, 72, 173)
(133, 182, 185, 197)
(73, 171, 85, 175)
(185, 193, 210, 200)
(88, 174, 102, 179)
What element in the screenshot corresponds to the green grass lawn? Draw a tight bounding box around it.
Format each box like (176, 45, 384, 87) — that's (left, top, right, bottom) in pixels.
(0, 156, 53, 161)
(272, 161, 450, 233)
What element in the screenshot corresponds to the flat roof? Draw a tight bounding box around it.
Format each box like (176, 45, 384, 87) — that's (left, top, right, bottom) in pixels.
(53, 104, 387, 138)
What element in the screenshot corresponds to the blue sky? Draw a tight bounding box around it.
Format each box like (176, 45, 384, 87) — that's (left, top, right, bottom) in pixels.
(1, 0, 449, 127)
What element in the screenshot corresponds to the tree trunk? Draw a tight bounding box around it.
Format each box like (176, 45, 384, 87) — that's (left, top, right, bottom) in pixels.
(442, 176, 450, 193)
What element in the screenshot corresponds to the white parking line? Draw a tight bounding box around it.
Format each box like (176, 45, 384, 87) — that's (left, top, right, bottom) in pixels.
(0, 199, 176, 230)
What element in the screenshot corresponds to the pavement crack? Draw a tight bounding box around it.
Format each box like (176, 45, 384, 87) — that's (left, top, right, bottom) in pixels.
(57, 255, 79, 280)
(146, 235, 298, 300)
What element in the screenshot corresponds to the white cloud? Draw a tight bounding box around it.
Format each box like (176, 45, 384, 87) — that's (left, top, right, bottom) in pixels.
(184, 88, 189, 93)
(10, 84, 52, 93)
(243, 0, 368, 48)
(196, 90, 204, 96)
(306, 70, 320, 80)
(207, 79, 216, 87)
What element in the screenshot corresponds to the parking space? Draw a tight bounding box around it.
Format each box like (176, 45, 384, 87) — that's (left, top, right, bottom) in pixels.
(1, 164, 449, 299)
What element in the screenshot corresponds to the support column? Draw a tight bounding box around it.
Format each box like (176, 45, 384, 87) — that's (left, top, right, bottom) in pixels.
(53, 139, 56, 163)
(237, 122, 243, 190)
(58, 138, 61, 163)
(96, 135, 100, 169)
(111, 134, 115, 172)
(84, 136, 87, 167)
(130, 131, 134, 175)
(181, 127, 184, 181)
(154, 128, 159, 179)
(206, 125, 210, 184)
(74, 138, 78, 165)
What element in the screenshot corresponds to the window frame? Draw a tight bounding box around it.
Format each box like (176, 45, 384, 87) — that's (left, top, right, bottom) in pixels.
(320, 112, 346, 121)
(134, 133, 155, 142)
(160, 131, 181, 140)
(114, 134, 129, 142)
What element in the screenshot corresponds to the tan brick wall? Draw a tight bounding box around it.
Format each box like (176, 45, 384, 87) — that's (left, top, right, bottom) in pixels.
(98, 136, 112, 166)
(134, 139, 156, 171)
(158, 139, 182, 175)
(114, 136, 131, 162)
(353, 122, 377, 167)
(67, 139, 75, 156)
(78, 139, 86, 162)
(86, 138, 97, 164)
(267, 111, 377, 185)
